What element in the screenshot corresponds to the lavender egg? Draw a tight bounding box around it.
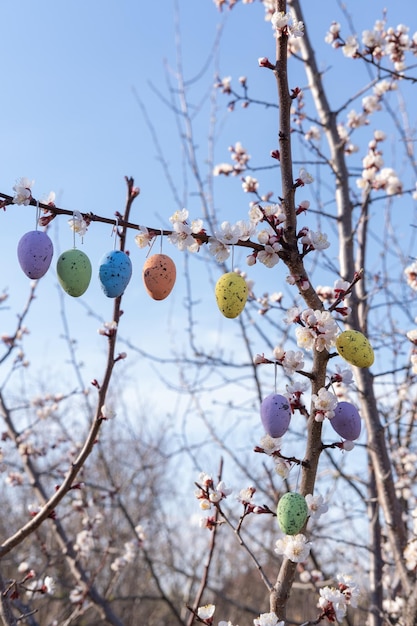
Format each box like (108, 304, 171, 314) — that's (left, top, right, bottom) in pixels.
(330, 401, 361, 441)
(260, 393, 291, 438)
(17, 230, 54, 279)
(99, 250, 132, 298)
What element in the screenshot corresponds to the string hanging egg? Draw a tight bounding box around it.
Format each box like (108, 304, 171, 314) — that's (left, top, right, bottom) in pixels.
(57, 249, 92, 297)
(330, 401, 361, 441)
(215, 272, 248, 319)
(17, 230, 53, 279)
(277, 492, 308, 535)
(142, 253, 176, 300)
(260, 393, 291, 438)
(335, 330, 374, 368)
(99, 250, 132, 298)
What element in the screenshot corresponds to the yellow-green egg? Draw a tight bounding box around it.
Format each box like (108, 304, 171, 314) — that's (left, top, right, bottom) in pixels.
(215, 272, 248, 319)
(57, 249, 92, 298)
(335, 330, 374, 368)
(277, 492, 308, 535)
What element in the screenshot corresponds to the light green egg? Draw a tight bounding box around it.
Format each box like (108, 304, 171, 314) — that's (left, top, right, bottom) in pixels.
(335, 330, 374, 368)
(215, 272, 248, 319)
(57, 249, 92, 298)
(277, 492, 308, 535)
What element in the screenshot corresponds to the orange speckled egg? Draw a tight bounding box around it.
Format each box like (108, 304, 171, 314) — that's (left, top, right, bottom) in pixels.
(142, 254, 176, 300)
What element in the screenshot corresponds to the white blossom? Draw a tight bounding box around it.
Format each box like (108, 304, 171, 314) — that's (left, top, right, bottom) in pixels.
(343, 35, 359, 57)
(134, 226, 152, 248)
(405, 261, 417, 291)
(13, 177, 34, 205)
(69, 211, 88, 237)
(258, 245, 280, 268)
(311, 387, 338, 421)
(305, 493, 329, 519)
(253, 612, 284, 626)
(197, 604, 216, 620)
(214, 221, 242, 245)
(259, 434, 282, 454)
(274, 534, 311, 562)
(242, 176, 259, 193)
(318, 586, 347, 622)
(249, 204, 264, 224)
(404, 539, 417, 571)
(208, 238, 230, 262)
(298, 167, 314, 185)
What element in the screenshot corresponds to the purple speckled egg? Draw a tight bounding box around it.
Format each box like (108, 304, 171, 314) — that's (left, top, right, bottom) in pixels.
(330, 401, 361, 441)
(260, 393, 291, 438)
(17, 230, 54, 279)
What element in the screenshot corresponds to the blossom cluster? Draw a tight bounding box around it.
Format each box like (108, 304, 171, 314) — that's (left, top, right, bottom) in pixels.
(317, 574, 360, 623)
(257, 434, 292, 479)
(168, 208, 204, 253)
(289, 308, 339, 352)
(357, 129, 402, 196)
(111, 525, 145, 572)
(213, 141, 251, 176)
(197, 603, 283, 626)
(16, 562, 55, 598)
(325, 19, 417, 72)
(195, 472, 232, 530)
(316, 279, 352, 318)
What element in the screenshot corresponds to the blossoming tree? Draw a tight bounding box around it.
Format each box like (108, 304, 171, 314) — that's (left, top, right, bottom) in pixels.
(1, 1, 417, 625)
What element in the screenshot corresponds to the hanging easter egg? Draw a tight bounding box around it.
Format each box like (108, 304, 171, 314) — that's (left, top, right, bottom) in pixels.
(330, 401, 361, 441)
(56, 249, 92, 297)
(17, 230, 53, 279)
(99, 250, 132, 298)
(277, 492, 309, 535)
(260, 393, 291, 438)
(335, 330, 374, 368)
(215, 272, 248, 319)
(142, 253, 176, 300)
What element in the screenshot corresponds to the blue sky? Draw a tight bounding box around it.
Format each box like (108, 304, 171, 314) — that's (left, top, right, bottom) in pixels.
(1, 0, 416, 415)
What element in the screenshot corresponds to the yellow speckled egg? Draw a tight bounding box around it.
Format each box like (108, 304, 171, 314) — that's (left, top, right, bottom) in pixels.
(335, 330, 374, 368)
(142, 254, 176, 300)
(215, 272, 248, 319)
(277, 492, 308, 535)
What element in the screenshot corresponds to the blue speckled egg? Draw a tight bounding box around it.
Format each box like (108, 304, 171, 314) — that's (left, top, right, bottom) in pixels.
(260, 393, 291, 438)
(99, 250, 132, 298)
(17, 230, 53, 279)
(330, 401, 361, 441)
(277, 492, 308, 535)
(57, 249, 92, 297)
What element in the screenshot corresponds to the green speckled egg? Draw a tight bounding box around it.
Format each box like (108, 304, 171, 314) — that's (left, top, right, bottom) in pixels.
(335, 330, 374, 368)
(57, 249, 92, 297)
(277, 492, 308, 535)
(215, 272, 248, 319)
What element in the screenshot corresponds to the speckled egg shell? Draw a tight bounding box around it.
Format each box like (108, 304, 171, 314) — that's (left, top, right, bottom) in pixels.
(56, 249, 92, 297)
(17, 230, 53, 279)
(330, 401, 361, 441)
(260, 393, 291, 438)
(277, 492, 308, 536)
(335, 330, 374, 368)
(142, 254, 176, 300)
(215, 272, 248, 319)
(99, 250, 132, 298)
